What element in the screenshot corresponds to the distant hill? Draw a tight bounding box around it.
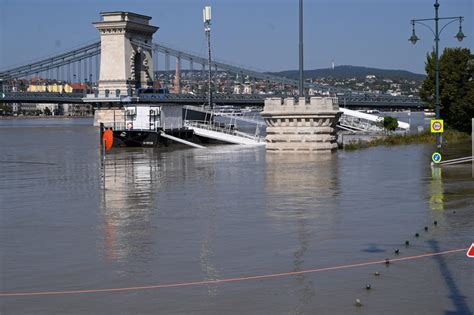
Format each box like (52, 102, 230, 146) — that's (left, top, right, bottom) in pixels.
(269, 65, 426, 81)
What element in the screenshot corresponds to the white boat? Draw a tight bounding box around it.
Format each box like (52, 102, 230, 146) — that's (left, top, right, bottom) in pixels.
(424, 109, 435, 117)
(366, 109, 380, 114)
(214, 105, 242, 116)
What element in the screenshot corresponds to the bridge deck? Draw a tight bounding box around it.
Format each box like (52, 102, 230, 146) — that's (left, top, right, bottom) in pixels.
(1, 92, 426, 109)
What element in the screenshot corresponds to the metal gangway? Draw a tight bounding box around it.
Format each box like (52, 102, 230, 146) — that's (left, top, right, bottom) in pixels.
(338, 108, 410, 132)
(184, 105, 265, 126)
(185, 120, 265, 146)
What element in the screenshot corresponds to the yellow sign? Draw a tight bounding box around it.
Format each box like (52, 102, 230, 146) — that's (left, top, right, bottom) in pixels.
(431, 119, 444, 133)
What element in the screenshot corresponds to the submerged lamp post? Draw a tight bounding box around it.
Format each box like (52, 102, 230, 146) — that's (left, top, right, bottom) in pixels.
(299, 0, 304, 97)
(409, 0, 465, 153)
(203, 6, 213, 110)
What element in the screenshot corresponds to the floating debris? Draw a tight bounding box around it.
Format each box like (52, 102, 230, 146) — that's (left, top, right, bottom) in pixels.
(355, 299, 362, 307)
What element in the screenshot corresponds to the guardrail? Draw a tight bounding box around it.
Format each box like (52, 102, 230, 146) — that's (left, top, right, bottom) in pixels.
(1, 92, 86, 103)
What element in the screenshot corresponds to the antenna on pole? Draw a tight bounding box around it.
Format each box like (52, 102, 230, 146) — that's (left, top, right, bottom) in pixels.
(203, 6, 213, 109)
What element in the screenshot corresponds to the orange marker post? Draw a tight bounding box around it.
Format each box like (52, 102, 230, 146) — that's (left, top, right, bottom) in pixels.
(102, 128, 114, 152)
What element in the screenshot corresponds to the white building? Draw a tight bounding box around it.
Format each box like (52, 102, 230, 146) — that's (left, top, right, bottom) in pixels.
(233, 74, 242, 94)
(242, 76, 253, 94)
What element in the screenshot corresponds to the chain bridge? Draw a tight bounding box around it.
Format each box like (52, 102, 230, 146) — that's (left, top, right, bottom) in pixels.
(0, 11, 426, 115)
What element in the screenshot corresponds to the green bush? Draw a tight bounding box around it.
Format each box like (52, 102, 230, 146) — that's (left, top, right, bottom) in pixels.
(383, 116, 398, 133)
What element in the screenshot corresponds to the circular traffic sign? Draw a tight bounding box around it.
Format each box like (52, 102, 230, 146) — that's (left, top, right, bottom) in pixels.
(432, 152, 442, 164)
(432, 121, 442, 131)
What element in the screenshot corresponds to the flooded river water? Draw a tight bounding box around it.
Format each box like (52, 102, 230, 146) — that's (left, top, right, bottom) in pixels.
(1, 118, 473, 314)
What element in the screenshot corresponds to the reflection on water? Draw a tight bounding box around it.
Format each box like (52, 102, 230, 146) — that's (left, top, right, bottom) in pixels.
(99, 147, 265, 300)
(427, 143, 474, 233)
(265, 153, 339, 220)
(199, 202, 220, 298)
(265, 153, 339, 313)
(429, 167, 444, 211)
(101, 150, 162, 262)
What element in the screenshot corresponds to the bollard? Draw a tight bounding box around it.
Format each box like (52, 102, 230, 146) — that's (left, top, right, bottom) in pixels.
(100, 123, 105, 146)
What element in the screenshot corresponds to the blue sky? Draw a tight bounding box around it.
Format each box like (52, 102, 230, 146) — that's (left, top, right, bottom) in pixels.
(0, 0, 471, 74)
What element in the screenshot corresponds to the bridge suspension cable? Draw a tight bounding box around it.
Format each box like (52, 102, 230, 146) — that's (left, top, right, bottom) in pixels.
(152, 43, 336, 92)
(1, 40, 337, 92)
(0, 42, 101, 80)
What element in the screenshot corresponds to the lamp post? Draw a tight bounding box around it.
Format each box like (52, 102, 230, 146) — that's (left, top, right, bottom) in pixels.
(409, 0, 465, 153)
(203, 6, 213, 110)
(299, 0, 304, 97)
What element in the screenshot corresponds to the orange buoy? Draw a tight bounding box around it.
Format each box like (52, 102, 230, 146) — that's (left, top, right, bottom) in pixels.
(102, 128, 114, 151)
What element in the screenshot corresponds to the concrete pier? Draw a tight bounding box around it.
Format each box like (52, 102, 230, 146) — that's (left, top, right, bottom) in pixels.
(261, 97, 341, 152)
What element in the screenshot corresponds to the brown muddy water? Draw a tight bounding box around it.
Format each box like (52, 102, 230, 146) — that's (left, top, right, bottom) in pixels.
(0, 118, 473, 314)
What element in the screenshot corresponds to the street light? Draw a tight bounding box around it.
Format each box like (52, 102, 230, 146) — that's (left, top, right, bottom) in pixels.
(299, 0, 304, 97)
(203, 6, 212, 110)
(410, 0, 465, 153)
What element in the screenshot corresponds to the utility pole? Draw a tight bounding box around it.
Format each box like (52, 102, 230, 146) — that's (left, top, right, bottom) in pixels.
(203, 6, 213, 109)
(299, 0, 304, 97)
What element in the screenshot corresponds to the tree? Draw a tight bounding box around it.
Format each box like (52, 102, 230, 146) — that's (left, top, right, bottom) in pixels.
(0, 103, 12, 115)
(419, 48, 474, 133)
(383, 116, 398, 133)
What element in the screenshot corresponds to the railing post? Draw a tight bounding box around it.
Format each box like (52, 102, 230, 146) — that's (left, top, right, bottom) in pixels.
(100, 123, 104, 146)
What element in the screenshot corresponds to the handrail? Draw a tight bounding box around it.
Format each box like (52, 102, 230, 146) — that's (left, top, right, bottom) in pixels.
(185, 120, 265, 142)
(438, 156, 473, 166)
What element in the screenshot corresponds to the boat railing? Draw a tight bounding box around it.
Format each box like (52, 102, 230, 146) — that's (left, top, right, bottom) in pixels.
(102, 121, 126, 131)
(185, 120, 265, 142)
(184, 105, 266, 126)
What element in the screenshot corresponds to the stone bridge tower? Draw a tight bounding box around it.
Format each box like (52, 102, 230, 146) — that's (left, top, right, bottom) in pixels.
(93, 12, 158, 95)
